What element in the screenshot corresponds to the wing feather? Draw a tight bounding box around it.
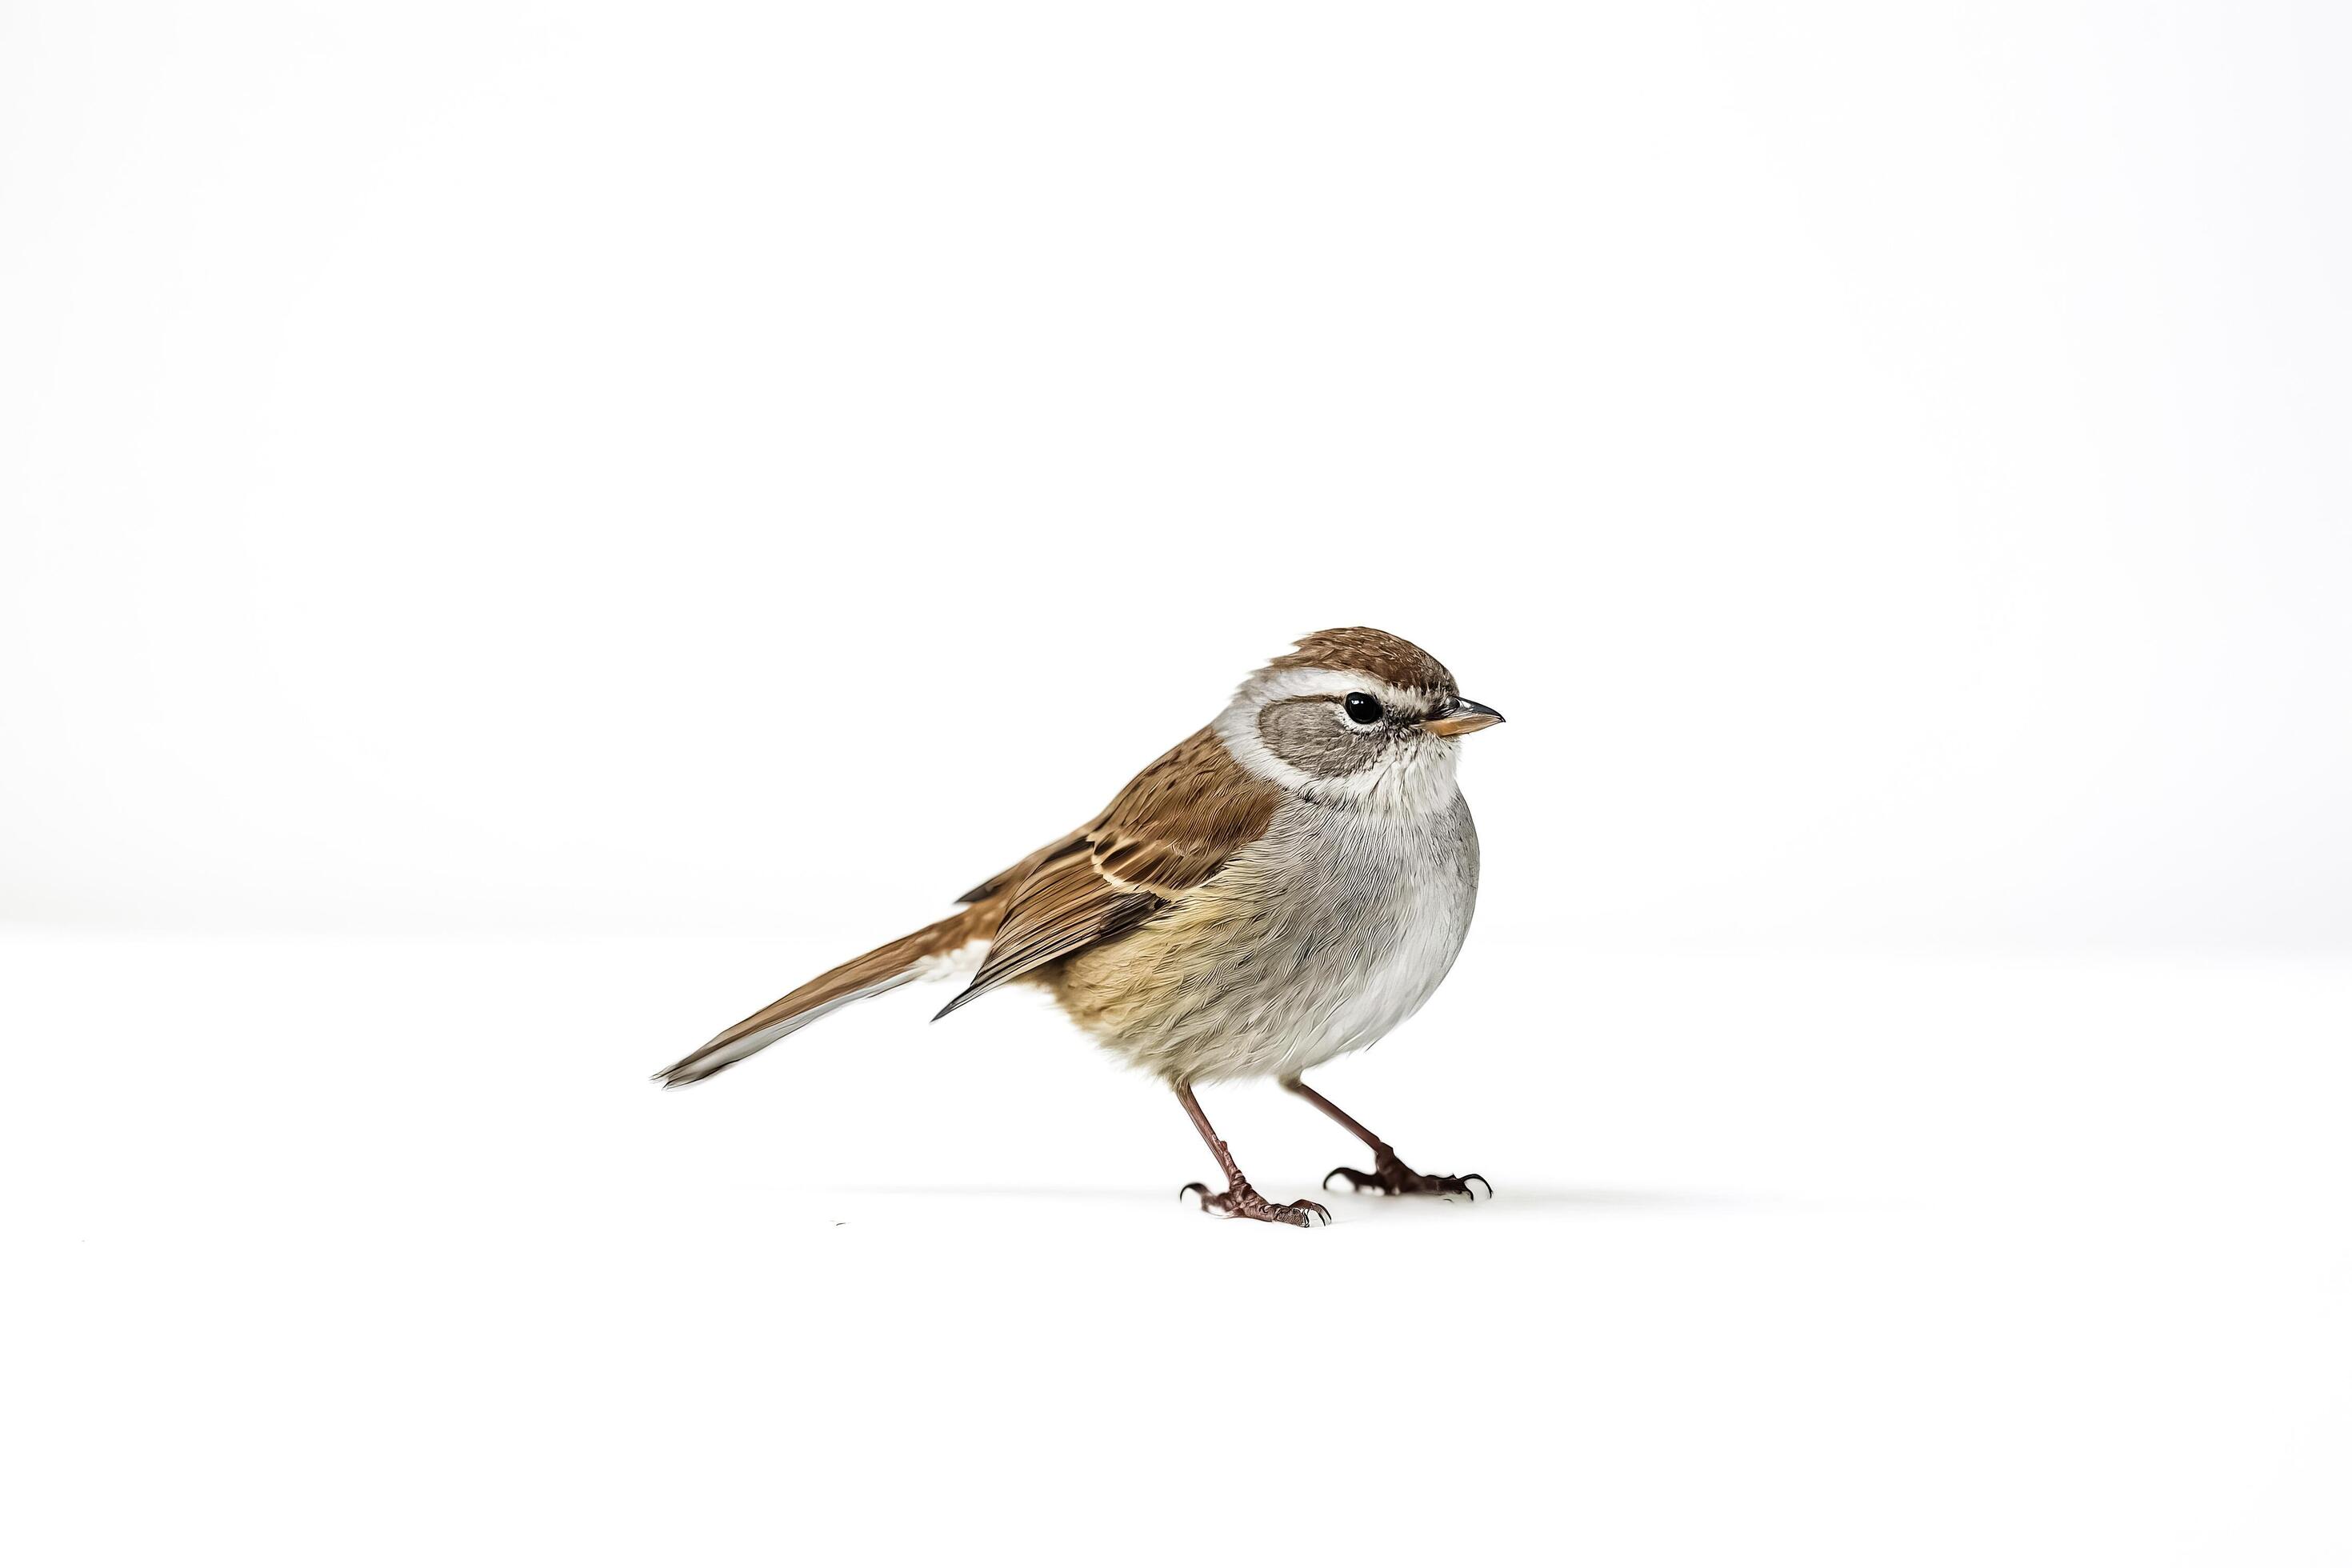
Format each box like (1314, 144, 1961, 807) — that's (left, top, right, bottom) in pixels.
(934, 727, 1280, 1018)
(953, 829, 1088, 906)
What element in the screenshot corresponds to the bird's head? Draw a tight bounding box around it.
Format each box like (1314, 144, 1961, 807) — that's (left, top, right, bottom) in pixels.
(1214, 627, 1504, 814)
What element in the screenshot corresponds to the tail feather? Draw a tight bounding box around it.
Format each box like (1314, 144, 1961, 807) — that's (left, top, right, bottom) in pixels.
(654, 907, 991, 1088)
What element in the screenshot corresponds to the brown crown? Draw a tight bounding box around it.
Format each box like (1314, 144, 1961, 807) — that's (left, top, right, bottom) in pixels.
(1266, 627, 1458, 697)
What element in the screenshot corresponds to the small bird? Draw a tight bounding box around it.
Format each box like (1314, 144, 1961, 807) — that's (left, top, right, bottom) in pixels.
(654, 628, 1506, 1226)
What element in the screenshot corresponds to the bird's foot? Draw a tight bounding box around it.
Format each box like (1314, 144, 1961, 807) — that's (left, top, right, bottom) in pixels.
(1180, 1180, 1331, 1227)
(1323, 1148, 1491, 1200)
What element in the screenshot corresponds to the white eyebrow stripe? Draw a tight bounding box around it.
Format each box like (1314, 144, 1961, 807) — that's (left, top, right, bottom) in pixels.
(1242, 666, 1430, 713)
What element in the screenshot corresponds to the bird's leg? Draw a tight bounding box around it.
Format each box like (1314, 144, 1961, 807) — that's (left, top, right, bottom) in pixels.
(1174, 1081, 1330, 1227)
(1282, 1077, 1491, 1199)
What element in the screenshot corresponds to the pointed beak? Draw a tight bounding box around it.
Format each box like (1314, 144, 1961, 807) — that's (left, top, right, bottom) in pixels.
(1420, 696, 1506, 737)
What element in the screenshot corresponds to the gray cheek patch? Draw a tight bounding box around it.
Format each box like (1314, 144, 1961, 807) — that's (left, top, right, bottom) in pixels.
(1258, 698, 1389, 779)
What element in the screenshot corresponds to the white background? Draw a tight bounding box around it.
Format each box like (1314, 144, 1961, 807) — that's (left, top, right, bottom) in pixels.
(4, 3, 2347, 1563)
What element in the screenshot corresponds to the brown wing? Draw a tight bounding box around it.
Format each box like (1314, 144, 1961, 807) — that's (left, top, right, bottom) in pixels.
(953, 829, 1087, 906)
(934, 727, 1281, 1018)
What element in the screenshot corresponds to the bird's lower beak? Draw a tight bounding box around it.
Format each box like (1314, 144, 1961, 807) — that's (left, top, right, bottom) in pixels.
(1421, 697, 1506, 737)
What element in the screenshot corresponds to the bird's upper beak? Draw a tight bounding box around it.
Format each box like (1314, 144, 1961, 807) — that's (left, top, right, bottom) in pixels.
(1420, 696, 1506, 737)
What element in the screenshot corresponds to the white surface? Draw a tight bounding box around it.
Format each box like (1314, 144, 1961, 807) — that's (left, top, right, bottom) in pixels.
(7, 936, 2348, 1564)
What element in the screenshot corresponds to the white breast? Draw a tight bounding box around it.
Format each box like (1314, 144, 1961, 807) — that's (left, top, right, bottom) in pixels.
(1228, 791, 1482, 1080)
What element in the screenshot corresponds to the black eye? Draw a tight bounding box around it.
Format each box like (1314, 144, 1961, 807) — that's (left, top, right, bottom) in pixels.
(1343, 692, 1384, 724)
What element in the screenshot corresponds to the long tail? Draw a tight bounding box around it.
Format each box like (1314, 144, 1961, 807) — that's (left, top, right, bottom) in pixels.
(654, 903, 998, 1088)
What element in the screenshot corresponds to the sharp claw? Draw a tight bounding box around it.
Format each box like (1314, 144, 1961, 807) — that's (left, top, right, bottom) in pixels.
(1462, 1174, 1492, 1199)
(1179, 1182, 1210, 1209)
